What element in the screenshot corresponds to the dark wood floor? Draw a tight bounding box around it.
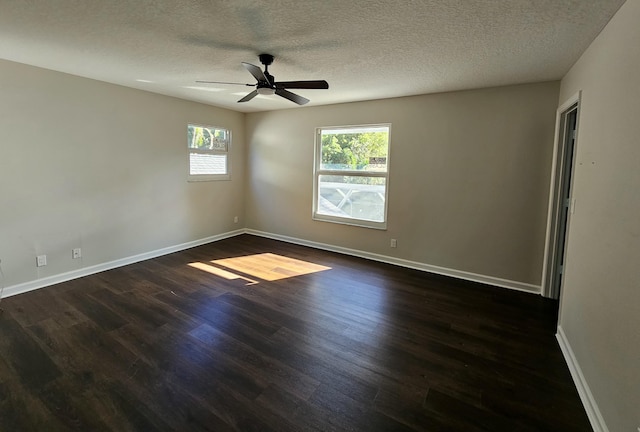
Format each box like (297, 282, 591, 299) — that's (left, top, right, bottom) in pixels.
(0, 234, 591, 431)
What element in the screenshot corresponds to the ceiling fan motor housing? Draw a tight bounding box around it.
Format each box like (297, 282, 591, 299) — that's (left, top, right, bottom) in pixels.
(257, 70, 276, 94)
(257, 86, 275, 95)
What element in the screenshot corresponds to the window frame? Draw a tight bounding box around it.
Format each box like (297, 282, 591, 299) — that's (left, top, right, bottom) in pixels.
(187, 123, 231, 182)
(312, 123, 391, 230)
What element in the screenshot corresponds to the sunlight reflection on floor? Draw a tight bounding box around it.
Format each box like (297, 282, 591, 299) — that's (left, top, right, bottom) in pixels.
(188, 253, 331, 284)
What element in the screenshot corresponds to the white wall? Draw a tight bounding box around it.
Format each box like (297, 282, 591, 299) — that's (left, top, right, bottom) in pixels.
(558, 0, 640, 430)
(0, 59, 245, 292)
(245, 82, 559, 288)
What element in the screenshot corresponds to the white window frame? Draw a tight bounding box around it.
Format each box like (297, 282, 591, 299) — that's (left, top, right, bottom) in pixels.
(313, 124, 391, 230)
(187, 123, 231, 181)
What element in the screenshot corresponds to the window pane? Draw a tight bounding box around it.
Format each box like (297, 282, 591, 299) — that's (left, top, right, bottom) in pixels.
(188, 125, 229, 151)
(189, 153, 226, 175)
(320, 127, 388, 172)
(317, 175, 386, 222)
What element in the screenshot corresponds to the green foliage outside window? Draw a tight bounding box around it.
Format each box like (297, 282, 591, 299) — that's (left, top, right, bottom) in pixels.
(321, 131, 388, 169)
(320, 130, 388, 185)
(188, 125, 228, 151)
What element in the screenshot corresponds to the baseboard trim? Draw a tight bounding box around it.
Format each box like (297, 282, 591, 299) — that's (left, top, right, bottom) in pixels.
(1, 229, 245, 299)
(246, 229, 540, 294)
(1, 228, 541, 299)
(556, 326, 609, 432)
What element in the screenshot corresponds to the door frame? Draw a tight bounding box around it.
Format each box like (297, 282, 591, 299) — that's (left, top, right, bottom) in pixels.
(541, 91, 581, 299)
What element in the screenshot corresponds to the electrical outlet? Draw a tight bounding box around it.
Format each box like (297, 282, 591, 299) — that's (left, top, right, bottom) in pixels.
(390, 239, 397, 248)
(234, 216, 238, 223)
(72, 248, 82, 259)
(36, 255, 47, 267)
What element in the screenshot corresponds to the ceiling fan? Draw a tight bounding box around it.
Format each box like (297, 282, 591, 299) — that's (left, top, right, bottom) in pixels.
(197, 54, 329, 105)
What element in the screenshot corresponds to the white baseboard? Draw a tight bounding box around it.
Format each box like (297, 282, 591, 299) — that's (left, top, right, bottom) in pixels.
(1, 229, 244, 299)
(556, 326, 609, 432)
(246, 229, 541, 294)
(1, 228, 541, 299)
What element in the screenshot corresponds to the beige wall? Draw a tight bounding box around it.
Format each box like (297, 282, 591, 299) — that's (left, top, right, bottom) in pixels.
(2, 4, 636, 426)
(558, 0, 640, 430)
(245, 82, 559, 287)
(0, 59, 245, 289)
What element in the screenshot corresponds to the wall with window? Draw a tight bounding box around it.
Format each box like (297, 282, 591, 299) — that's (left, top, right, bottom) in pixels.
(0, 59, 245, 291)
(245, 81, 559, 288)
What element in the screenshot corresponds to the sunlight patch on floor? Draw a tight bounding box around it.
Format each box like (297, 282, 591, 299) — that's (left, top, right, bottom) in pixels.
(189, 253, 331, 283)
(188, 262, 258, 285)
(212, 253, 331, 281)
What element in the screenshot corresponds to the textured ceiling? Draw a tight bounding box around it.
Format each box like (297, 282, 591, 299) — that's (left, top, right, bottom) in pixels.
(0, 0, 626, 112)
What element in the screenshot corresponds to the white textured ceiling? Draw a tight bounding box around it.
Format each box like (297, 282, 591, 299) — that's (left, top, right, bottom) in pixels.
(0, 0, 626, 112)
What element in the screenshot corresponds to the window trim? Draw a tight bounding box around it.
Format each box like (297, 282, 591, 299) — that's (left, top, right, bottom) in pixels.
(187, 123, 231, 182)
(312, 123, 391, 230)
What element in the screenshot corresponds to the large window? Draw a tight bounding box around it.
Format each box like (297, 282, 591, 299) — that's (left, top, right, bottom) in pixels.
(187, 124, 230, 181)
(313, 124, 390, 229)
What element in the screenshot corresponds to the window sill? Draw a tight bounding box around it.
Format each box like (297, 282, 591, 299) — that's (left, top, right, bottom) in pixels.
(312, 214, 387, 230)
(188, 175, 231, 182)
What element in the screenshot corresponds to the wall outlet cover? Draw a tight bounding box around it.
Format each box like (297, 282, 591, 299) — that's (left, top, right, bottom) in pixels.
(36, 255, 47, 267)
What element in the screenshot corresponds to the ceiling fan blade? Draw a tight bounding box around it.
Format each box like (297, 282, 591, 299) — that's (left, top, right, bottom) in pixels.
(275, 80, 329, 90)
(238, 90, 259, 103)
(242, 62, 269, 83)
(275, 88, 309, 105)
(196, 80, 255, 86)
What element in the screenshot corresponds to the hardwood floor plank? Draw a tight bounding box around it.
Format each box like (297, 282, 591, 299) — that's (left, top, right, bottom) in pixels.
(254, 384, 337, 432)
(0, 316, 61, 391)
(0, 235, 591, 431)
(90, 287, 169, 329)
(187, 322, 320, 401)
(187, 290, 283, 337)
(61, 290, 127, 331)
(309, 382, 415, 432)
(118, 321, 268, 402)
(97, 380, 174, 432)
(372, 384, 439, 431)
(422, 388, 537, 432)
(0, 378, 71, 432)
(36, 378, 116, 431)
(481, 382, 593, 431)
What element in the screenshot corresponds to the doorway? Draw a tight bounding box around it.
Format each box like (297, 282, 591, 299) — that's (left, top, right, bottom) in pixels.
(543, 96, 580, 300)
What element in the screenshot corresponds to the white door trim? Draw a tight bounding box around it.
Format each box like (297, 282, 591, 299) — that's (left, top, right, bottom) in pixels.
(541, 91, 581, 298)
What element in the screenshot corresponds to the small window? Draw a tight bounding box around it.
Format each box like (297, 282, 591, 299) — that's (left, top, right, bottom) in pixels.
(188, 124, 230, 181)
(313, 124, 390, 229)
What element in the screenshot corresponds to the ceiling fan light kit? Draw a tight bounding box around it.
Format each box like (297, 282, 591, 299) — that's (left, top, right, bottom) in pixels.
(197, 54, 329, 105)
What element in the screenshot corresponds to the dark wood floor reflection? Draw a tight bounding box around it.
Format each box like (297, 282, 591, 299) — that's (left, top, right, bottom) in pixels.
(0, 234, 591, 431)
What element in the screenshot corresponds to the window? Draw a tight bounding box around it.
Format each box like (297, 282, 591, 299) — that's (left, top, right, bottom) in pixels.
(187, 124, 230, 181)
(313, 124, 390, 229)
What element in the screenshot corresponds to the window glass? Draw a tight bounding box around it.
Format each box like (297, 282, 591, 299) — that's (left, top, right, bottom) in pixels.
(320, 126, 388, 171)
(314, 125, 390, 229)
(188, 124, 230, 180)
